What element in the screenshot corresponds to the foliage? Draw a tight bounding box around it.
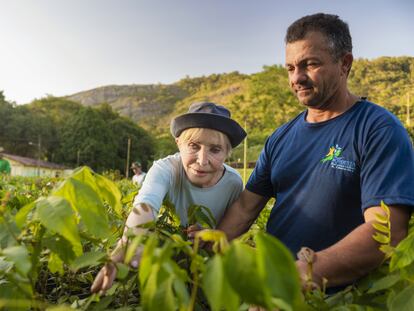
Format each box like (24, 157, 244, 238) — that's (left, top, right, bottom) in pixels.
(0, 96, 156, 174)
(2, 171, 414, 310)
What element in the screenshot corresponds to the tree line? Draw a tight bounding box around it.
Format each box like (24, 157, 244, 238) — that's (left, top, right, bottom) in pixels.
(0, 94, 156, 173)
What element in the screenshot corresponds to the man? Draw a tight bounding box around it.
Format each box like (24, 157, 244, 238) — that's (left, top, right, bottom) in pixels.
(217, 13, 414, 290)
(131, 161, 146, 187)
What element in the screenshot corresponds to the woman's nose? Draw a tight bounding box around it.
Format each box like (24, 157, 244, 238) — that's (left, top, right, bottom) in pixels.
(196, 148, 209, 166)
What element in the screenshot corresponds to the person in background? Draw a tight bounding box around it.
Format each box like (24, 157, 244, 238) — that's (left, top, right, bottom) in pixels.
(130, 161, 146, 187)
(217, 13, 414, 292)
(91, 101, 247, 294)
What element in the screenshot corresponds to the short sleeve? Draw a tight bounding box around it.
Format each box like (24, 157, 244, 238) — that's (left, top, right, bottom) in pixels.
(133, 159, 172, 216)
(361, 125, 414, 210)
(245, 138, 274, 198)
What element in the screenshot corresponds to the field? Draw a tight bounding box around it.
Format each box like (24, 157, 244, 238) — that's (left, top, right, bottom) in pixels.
(1, 168, 414, 310)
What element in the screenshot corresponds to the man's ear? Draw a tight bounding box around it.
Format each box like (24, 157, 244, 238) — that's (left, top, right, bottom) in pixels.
(341, 52, 353, 77)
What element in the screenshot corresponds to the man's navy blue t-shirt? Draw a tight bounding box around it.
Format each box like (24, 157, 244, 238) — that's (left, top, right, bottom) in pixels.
(246, 99, 414, 256)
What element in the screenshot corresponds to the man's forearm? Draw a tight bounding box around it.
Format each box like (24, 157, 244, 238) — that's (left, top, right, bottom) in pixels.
(301, 205, 410, 287)
(302, 222, 384, 287)
(217, 190, 268, 240)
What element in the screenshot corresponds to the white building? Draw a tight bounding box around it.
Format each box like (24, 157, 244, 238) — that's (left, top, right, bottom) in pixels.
(1, 153, 72, 177)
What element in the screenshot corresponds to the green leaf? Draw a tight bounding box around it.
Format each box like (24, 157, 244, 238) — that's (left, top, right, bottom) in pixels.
(2, 245, 31, 276)
(115, 262, 130, 280)
(255, 232, 301, 310)
(173, 279, 190, 308)
(196, 229, 227, 243)
(150, 276, 175, 311)
(42, 235, 76, 264)
(95, 174, 123, 218)
(380, 201, 391, 217)
(15, 202, 35, 229)
(372, 222, 389, 234)
(374, 213, 389, 224)
(224, 241, 270, 308)
(124, 235, 144, 265)
(367, 273, 400, 293)
(70, 251, 107, 272)
(203, 255, 239, 311)
(388, 283, 414, 311)
(390, 232, 414, 271)
(139, 235, 158, 285)
(53, 178, 110, 239)
(48, 252, 64, 275)
(373, 232, 390, 244)
(35, 196, 82, 256)
(187, 204, 216, 228)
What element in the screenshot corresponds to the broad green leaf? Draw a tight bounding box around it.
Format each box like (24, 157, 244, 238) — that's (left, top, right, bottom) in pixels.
(115, 262, 130, 280)
(95, 174, 123, 218)
(42, 235, 76, 264)
(70, 251, 107, 271)
(124, 235, 144, 265)
(139, 235, 158, 285)
(3, 245, 31, 276)
(390, 232, 414, 271)
(224, 241, 270, 308)
(373, 232, 390, 244)
(203, 255, 239, 311)
(141, 263, 160, 310)
(388, 283, 414, 311)
(36, 196, 82, 256)
(146, 275, 175, 311)
(15, 202, 35, 229)
(54, 178, 110, 238)
(367, 273, 400, 293)
(48, 252, 64, 275)
(372, 222, 389, 234)
(188, 204, 216, 228)
(255, 232, 301, 310)
(173, 279, 190, 308)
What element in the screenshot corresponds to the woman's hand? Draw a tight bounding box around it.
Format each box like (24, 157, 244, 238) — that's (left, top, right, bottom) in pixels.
(91, 262, 117, 295)
(186, 224, 202, 241)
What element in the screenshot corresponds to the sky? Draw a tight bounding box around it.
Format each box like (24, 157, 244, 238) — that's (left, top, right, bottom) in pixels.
(0, 0, 413, 105)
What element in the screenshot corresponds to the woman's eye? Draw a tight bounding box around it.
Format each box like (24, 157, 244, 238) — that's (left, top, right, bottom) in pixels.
(188, 143, 199, 150)
(211, 147, 222, 154)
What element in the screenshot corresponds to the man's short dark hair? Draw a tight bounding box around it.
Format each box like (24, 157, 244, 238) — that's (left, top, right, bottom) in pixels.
(285, 13, 353, 61)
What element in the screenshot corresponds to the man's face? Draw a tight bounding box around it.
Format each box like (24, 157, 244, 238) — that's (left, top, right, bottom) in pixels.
(285, 31, 347, 109)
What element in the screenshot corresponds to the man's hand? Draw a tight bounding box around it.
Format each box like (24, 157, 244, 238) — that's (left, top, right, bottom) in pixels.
(91, 262, 117, 295)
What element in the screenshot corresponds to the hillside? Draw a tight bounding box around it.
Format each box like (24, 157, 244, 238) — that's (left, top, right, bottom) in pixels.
(66, 72, 249, 134)
(66, 57, 413, 135)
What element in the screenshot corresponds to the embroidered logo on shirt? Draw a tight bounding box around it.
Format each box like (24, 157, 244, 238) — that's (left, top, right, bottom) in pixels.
(321, 144, 356, 173)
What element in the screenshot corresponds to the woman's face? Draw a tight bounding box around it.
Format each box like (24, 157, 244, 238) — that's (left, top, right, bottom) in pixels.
(177, 129, 228, 188)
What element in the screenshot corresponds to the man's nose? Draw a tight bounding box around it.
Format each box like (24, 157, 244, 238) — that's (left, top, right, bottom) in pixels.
(290, 67, 307, 85)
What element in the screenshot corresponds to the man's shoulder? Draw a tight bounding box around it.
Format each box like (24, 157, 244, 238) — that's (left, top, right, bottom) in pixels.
(266, 111, 306, 141)
(355, 100, 404, 129)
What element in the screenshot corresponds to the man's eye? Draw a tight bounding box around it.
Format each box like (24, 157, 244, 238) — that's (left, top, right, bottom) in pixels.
(307, 62, 318, 68)
(211, 147, 222, 154)
(286, 66, 294, 72)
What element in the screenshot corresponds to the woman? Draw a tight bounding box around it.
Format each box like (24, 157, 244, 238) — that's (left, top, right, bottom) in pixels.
(91, 101, 246, 294)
